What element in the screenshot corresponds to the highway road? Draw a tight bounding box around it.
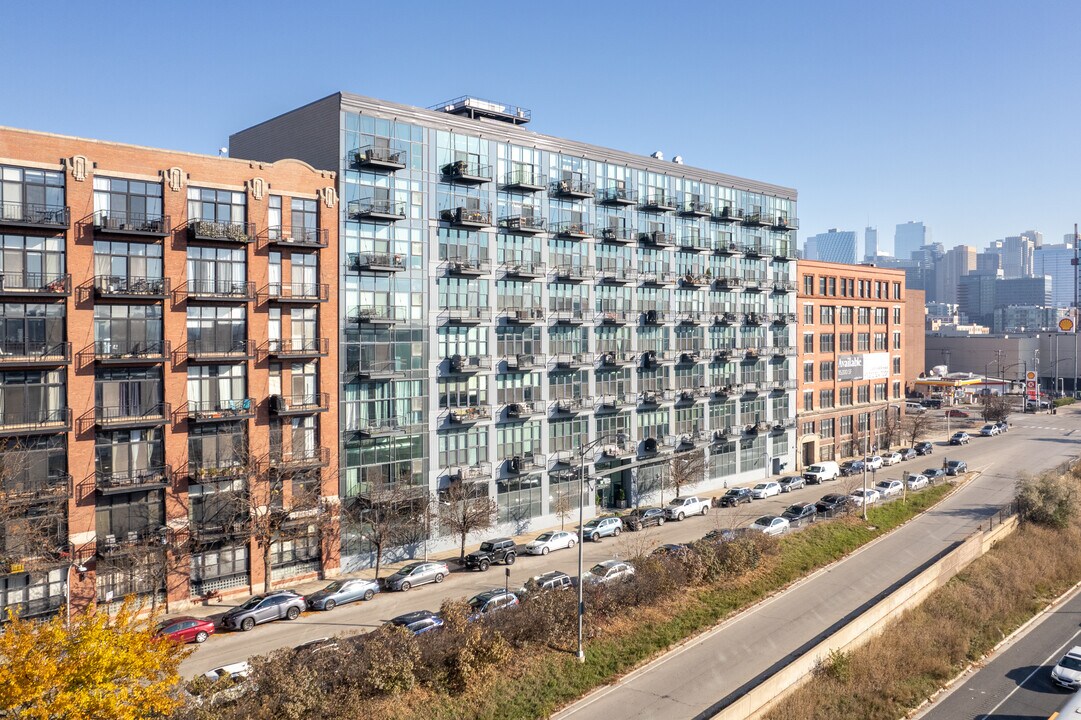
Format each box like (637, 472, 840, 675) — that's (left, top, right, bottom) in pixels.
(553, 408, 1081, 720)
(180, 407, 1080, 687)
(917, 580, 1081, 720)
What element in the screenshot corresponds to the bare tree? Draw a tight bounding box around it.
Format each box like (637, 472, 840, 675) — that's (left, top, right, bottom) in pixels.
(438, 480, 497, 562)
(901, 411, 936, 448)
(551, 492, 573, 530)
(880, 411, 901, 450)
(340, 479, 429, 579)
(981, 395, 1011, 423)
(670, 450, 705, 499)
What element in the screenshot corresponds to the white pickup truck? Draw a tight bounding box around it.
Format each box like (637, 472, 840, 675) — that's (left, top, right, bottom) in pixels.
(664, 496, 710, 521)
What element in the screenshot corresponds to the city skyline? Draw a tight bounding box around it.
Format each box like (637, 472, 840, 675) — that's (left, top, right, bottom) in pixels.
(2, 0, 1080, 249)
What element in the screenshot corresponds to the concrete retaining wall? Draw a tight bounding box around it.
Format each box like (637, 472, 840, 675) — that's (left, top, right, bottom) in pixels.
(711, 515, 1020, 720)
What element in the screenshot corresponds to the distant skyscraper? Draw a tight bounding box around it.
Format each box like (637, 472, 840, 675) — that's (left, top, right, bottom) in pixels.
(933, 245, 977, 305)
(864, 226, 879, 260)
(805, 228, 857, 264)
(895, 221, 929, 260)
(1034, 241, 1076, 307)
(802, 236, 819, 260)
(997, 234, 1035, 278)
(975, 252, 1002, 275)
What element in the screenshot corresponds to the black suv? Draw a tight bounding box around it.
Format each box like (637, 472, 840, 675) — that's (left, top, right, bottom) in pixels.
(523, 570, 573, 595)
(815, 493, 851, 516)
(623, 506, 666, 530)
(914, 441, 934, 456)
(718, 487, 752, 507)
(463, 538, 517, 571)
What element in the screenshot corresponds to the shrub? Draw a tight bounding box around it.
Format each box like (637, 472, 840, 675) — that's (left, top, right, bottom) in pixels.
(1017, 472, 1078, 528)
(366, 626, 420, 695)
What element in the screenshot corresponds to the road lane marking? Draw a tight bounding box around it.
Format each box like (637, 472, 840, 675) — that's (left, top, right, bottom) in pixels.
(977, 624, 1081, 720)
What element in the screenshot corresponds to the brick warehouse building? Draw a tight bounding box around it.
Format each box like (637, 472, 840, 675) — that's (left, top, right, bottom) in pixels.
(796, 260, 909, 468)
(0, 127, 339, 619)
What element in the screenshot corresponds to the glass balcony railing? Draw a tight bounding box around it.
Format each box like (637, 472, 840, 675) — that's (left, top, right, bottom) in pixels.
(550, 178, 595, 199)
(441, 160, 492, 184)
(351, 145, 407, 171)
(503, 168, 546, 192)
(349, 252, 406, 273)
(348, 198, 406, 222)
(596, 186, 637, 205)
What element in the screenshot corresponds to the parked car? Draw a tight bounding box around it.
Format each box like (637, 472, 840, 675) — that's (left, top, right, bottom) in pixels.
(581, 516, 623, 542)
(945, 409, 969, 418)
(623, 506, 666, 530)
(904, 473, 928, 490)
(156, 616, 215, 644)
(204, 661, 251, 681)
(664, 496, 710, 520)
(914, 442, 934, 456)
(949, 432, 970, 445)
(525, 530, 577, 555)
(850, 488, 881, 506)
(1027, 399, 1051, 410)
(921, 398, 943, 409)
(898, 447, 917, 461)
(904, 401, 926, 413)
(306, 578, 380, 610)
(881, 452, 903, 466)
(390, 610, 443, 636)
(463, 538, 518, 571)
(778, 475, 806, 493)
(995, 420, 1009, 433)
(585, 560, 636, 585)
(945, 459, 969, 475)
(652, 543, 692, 556)
(839, 460, 863, 477)
(522, 570, 574, 596)
(750, 481, 782, 499)
(863, 456, 884, 471)
(467, 589, 520, 620)
(220, 590, 307, 632)
(815, 493, 851, 515)
(923, 467, 947, 481)
(979, 424, 1000, 437)
(384, 561, 450, 591)
(293, 637, 339, 654)
(781, 502, 817, 524)
(874, 479, 904, 498)
(803, 461, 841, 483)
(717, 488, 753, 507)
(749, 515, 790, 536)
(1050, 645, 1081, 689)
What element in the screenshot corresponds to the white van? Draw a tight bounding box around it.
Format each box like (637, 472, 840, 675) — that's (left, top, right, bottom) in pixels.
(904, 402, 925, 413)
(803, 461, 840, 484)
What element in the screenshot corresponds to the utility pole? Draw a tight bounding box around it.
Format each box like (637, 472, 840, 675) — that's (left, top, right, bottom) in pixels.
(861, 417, 868, 521)
(1074, 223, 1078, 397)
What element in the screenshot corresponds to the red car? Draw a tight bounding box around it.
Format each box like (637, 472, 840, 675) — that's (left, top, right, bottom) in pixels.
(156, 616, 215, 644)
(944, 409, 969, 418)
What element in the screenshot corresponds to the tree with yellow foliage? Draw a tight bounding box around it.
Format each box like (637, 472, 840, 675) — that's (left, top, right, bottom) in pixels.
(0, 599, 190, 720)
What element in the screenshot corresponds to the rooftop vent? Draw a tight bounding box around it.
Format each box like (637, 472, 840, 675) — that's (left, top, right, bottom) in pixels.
(650, 151, 664, 160)
(430, 96, 531, 125)
(672, 155, 683, 164)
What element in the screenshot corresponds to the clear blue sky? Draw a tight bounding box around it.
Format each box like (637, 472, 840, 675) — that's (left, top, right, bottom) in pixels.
(3, 0, 1079, 254)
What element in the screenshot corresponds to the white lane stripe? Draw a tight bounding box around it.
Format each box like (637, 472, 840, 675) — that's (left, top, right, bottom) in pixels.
(977, 624, 1081, 720)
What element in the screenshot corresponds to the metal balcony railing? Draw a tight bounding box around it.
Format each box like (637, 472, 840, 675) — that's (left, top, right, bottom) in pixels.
(92, 339, 169, 362)
(349, 252, 406, 272)
(268, 393, 329, 414)
(503, 168, 546, 191)
(185, 338, 253, 362)
(710, 205, 743, 223)
(639, 192, 677, 212)
(448, 354, 492, 373)
(598, 225, 636, 243)
(0, 272, 71, 296)
(0, 341, 70, 366)
(0, 407, 71, 436)
(500, 260, 546, 277)
(349, 198, 406, 221)
(552, 352, 593, 368)
(96, 465, 171, 495)
(187, 398, 255, 421)
(93, 275, 169, 299)
(349, 306, 397, 324)
(553, 221, 592, 239)
(552, 264, 592, 281)
(440, 307, 490, 324)
(97, 402, 170, 429)
(771, 215, 799, 231)
(1, 474, 71, 505)
(261, 337, 329, 357)
(187, 220, 255, 244)
(351, 145, 407, 170)
(503, 401, 540, 419)
(447, 406, 491, 424)
(0, 201, 69, 229)
(186, 279, 255, 301)
(268, 446, 330, 470)
(266, 225, 328, 248)
(679, 199, 712, 217)
(596, 186, 637, 205)
(742, 209, 767, 226)
(550, 178, 595, 198)
(498, 214, 546, 233)
(93, 210, 171, 236)
(266, 282, 329, 302)
(639, 230, 674, 246)
(501, 307, 545, 323)
(441, 159, 492, 184)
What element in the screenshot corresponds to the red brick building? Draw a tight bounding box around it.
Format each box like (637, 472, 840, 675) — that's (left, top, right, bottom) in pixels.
(796, 260, 909, 468)
(0, 127, 338, 617)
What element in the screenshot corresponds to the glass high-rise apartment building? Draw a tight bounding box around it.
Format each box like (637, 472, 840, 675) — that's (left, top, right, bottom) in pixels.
(232, 93, 798, 566)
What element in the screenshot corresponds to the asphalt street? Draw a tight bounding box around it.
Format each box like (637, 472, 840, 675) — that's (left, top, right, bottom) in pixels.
(553, 408, 1081, 720)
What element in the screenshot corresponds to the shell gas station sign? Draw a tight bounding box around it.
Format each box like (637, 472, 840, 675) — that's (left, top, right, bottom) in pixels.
(1026, 370, 1039, 401)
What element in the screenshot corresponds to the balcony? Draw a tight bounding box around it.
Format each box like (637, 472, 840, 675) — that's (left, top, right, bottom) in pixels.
(713, 311, 742, 325)
(187, 220, 255, 244)
(0, 341, 70, 368)
(500, 260, 545, 279)
(595, 394, 632, 411)
(186, 398, 256, 423)
(771, 215, 799, 231)
(772, 379, 798, 392)
(713, 239, 743, 255)
(639, 270, 674, 285)
(680, 272, 709, 287)
(637, 390, 673, 406)
(354, 416, 412, 438)
(503, 353, 543, 371)
(742, 243, 766, 258)
(552, 352, 593, 369)
(447, 406, 491, 425)
(439, 307, 490, 325)
(447, 354, 492, 373)
(0, 201, 69, 231)
(93, 275, 169, 301)
(268, 447, 330, 471)
(596, 309, 632, 325)
(0, 407, 71, 437)
(351, 145, 407, 171)
(550, 178, 595, 199)
(0, 272, 71, 298)
(679, 199, 712, 217)
(503, 401, 540, 420)
(550, 308, 586, 324)
(597, 186, 637, 206)
(640, 350, 672, 368)
(444, 258, 490, 276)
(741, 210, 768, 227)
(677, 388, 706, 403)
(265, 282, 329, 303)
(96, 466, 171, 496)
(97, 402, 170, 430)
(641, 309, 666, 325)
(93, 210, 171, 237)
(441, 205, 492, 228)
(639, 193, 677, 213)
(441, 159, 492, 185)
(504, 453, 545, 475)
(678, 351, 702, 365)
(352, 358, 411, 381)
(597, 351, 634, 367)
(710, 205, 743, 224)
(550, 397, 593, 415)
(1, 474, 71, 507)
(91, 340, 170, 365)
(596, 266, 637, 284)
(742, 273, 767, 290)
(448, 462, 493, 482)
(598, 225, 636, 244)
(713, 274, 744, 290)
(552, 264, 592, 282)
(600, 441, 635, 458)
(772, 280, 796, 293)
(772, 312, 796, 325)
(349, 198, 406, 222)
(265, 225, 329, 249)
(772, 242, 796, 260)
(678, 235, 709, 252)
(774, 345, 797, 357)
(639, 230, 674, 247)
(349, 252, 406, 273)
(553, 221, 592, 239)
(498, 214, 546, 234)
(185, 338, 254, 363)
(503, 168, 546, 192)
(677, 310, 708, 325)
(268, 393, 329, 415)
(261, 337, 329, 359)
(185, 279, 255, 302)
(502, 307, 545, 324)
(744, 312, 766, 326)
(349, 306, 398, 325)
